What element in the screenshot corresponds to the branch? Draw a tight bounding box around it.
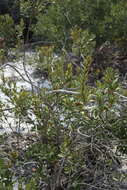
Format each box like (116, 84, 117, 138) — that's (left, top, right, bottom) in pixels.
(114, 92, 127, 100)
(46, 89, 80, 95)
(23, 41, 56, 49)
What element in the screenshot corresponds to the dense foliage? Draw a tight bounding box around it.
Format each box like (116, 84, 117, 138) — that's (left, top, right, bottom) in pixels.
(0, 0, 127, 189)
(34, 0, 127, 47)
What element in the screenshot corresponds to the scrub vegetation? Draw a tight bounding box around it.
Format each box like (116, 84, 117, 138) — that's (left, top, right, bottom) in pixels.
(0, 0, 127, 189)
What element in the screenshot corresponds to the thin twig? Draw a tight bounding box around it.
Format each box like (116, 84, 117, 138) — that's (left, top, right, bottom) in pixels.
(22, 50, 34, 93)
(2, 63, 38, 91)
(77, 126, 91, 138)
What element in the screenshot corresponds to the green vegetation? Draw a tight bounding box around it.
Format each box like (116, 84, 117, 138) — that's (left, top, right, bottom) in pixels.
(0, 0, 127, 189)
